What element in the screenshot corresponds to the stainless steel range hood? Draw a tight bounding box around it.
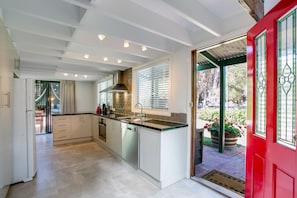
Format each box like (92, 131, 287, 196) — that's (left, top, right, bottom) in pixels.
(100, 71, 128, 93)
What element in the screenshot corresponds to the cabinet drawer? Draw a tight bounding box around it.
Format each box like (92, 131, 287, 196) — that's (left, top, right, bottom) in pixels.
(53, 130, 69, 140)
(53, 116, 71, 124)
(54, 122, 71, 128)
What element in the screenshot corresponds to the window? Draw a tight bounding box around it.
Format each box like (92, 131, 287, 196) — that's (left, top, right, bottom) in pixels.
(134, 60, 170, 111)
(98, 78, 113, 106)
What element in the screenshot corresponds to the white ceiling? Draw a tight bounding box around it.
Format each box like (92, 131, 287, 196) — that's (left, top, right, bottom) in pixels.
(0, 0, 255, 81)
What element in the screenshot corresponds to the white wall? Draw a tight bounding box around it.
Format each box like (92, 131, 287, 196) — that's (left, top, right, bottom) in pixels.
(169, 47, 192, 178)
(0, 18, 15, 194)
(75, 81, 95, 112)
(170, 48, 191, 114)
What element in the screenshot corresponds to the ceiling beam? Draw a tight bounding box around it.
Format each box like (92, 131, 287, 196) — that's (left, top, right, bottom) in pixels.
(162, 0, 222, 37)
(3, 10, 74, 39)
(199, 51, 220, 68)
(83, 11, 183, 53)
(237, 0, 264, 21)
(0, 0, 81, 27)
(197, 55, 247, 71)
(65, 0, 193, 46)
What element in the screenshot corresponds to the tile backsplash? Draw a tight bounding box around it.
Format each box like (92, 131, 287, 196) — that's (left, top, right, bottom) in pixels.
(113, 68, 187, 123)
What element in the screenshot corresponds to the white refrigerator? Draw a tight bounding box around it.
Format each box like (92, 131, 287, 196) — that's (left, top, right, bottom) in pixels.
(12, 78, 37, 183)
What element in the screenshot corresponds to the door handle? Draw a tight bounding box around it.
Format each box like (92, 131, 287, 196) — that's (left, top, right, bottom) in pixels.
(294, 134, 297, 142)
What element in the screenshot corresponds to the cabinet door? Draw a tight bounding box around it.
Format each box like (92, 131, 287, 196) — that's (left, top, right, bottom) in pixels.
(71, 115, 82, 138)
(111, 120, 122, 156)
(139, 127, 161, 180)
(105, 119, 122, 156)
(106, 118, 112, 147)
(81, 114, 91, 137)
(92, 115, 99, 140)
(52, 116, 71, 140)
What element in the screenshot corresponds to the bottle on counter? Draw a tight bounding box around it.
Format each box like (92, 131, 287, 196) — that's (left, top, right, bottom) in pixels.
(96, 104, 102, 115)
(106, 104, 111, 115)
(102, 104, 107, 115)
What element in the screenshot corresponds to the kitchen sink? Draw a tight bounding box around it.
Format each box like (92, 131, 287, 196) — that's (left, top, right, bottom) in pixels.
(143, 119, 182, 126)
(118, 116, 152, 123)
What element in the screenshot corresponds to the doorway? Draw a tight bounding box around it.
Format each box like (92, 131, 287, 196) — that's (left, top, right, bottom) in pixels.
(35, 81, 60, 134)
(191, 37, 247, 196)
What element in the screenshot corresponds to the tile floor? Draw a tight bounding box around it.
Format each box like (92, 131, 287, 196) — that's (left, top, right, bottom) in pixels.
(194, 145, 246, 181)
(7, 134, 228, 198)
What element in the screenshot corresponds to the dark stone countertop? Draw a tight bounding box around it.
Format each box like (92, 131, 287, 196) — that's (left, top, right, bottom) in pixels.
(97, 114, 188, 131)
(52, 112, 95, 116)
(52, 112, 188, 131)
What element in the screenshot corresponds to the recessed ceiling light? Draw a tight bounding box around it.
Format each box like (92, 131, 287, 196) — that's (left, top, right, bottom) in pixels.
(84, 54, 89, 59)
(98, 34, 106, 41)
(141, 46, 147, 51)
(124, 40, 129, 48)
(64, 73, 68, 76)
(103, 57, 108, 61)
(117, 59, 122, 64)
(84, 75, 87, 78)
(74, 74, 78, 77)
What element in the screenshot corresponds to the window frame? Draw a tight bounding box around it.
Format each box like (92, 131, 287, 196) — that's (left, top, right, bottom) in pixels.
(132, 58, 171, 116)
(97, 76, 113, 107)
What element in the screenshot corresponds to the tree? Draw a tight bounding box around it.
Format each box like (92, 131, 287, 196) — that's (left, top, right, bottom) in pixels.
(226, 63, 247, 105)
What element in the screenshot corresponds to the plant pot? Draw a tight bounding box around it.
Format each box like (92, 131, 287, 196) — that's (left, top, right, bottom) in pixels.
(210, 131, 238, 149)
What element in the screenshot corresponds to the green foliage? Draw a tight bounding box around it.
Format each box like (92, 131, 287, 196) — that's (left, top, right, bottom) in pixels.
(226, 64, 247, 105)
(199, 107, 246, 125)
(207, 119, 243, 137)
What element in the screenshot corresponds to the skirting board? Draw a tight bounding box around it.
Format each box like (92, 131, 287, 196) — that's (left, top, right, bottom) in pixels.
(53, 137, 92, 145)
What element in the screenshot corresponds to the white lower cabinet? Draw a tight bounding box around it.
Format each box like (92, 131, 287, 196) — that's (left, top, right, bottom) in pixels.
(53, 114, 92, 145)
(52, 116, 72, 141)
(92, 115, 99, 140)
(139, 126, 187, 188)
(71, 115, 83, 138)
(139, 128, 161, 180)
(80, 114, 92, 137)
(106, 118, 122, 156)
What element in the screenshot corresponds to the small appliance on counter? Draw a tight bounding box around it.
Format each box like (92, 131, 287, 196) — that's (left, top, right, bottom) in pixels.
(96, 105, 102, 114)
(102, 104, 107, 115)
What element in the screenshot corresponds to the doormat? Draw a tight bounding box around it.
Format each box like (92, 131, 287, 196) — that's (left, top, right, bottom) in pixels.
(201, 169, 245, 196)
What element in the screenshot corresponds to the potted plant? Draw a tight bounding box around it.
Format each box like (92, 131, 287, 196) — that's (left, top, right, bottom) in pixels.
(204, 118, 244, 148)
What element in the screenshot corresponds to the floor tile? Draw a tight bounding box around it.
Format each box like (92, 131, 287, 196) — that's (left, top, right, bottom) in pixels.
(7, 134, 227, 198)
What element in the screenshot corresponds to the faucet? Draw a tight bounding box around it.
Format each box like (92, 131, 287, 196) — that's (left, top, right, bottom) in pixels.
(134, 102, 144, 118)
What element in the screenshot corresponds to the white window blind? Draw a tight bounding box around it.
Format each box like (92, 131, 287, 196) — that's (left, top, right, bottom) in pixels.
(135, 62, 169, 109)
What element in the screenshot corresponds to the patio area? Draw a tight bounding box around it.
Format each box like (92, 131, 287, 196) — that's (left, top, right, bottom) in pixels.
(194, 144, 246, 181)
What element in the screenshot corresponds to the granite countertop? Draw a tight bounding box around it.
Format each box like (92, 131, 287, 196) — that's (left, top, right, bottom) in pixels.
(52, 112, 188, 131)
(52, 112, 95, 116)
(98, 113, 188, 131)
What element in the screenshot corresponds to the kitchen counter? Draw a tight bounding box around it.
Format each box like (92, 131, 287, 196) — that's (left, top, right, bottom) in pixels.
(52, 112, 188, 131)
(52, 112, 94, 116)
(98, 114, 188, 131)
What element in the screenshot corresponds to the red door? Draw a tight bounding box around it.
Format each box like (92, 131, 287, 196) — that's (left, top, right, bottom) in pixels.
(246, 0, 297, 197)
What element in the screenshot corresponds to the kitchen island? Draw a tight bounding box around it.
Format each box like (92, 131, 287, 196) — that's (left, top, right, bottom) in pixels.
(52, 112, 93, 145)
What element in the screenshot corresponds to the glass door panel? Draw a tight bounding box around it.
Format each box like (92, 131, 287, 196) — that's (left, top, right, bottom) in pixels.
(255, 32, 267, 137)
(277, 9, 296, 149)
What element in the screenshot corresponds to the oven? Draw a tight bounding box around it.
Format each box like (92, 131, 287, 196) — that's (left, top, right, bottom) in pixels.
(98, 118, 106, 141)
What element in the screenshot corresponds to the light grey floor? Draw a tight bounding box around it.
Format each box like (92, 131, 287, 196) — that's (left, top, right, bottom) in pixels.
(7, 134, 227, 198)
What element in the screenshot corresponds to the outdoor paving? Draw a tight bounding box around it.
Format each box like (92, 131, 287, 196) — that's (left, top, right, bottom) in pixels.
(195, 144, 246, 181)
